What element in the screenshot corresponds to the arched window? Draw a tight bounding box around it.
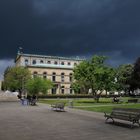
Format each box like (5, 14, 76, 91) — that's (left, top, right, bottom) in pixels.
(32, 60, 36, 65)
(68, 62, 71, 65)
(54, 61, 58, 65)
(61, 86, 65, 94)
(69, 73, 73, 82)
(52, 72, 56, 82)
(25, 59, 28, 65)
(47, 61, 51, 64)
(61, 62, 64, 65)
(40, 60, 44, 64)
(43, 72, 47, 79)
(61, 73, 65, 82)
(33, 71, 38, 78)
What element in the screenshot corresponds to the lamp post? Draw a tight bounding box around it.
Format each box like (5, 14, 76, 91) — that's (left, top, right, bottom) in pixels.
(21, 77, 27, 97)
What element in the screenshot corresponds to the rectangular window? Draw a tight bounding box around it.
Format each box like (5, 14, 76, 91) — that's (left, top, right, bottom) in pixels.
(52, 76, 56, 82)
(61, 89, 64, 94)
(52, 88, 56, 94)
(61, 77, 64, 82)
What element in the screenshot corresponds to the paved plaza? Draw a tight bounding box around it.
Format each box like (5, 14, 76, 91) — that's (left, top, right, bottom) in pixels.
(0, 101, 140, 140)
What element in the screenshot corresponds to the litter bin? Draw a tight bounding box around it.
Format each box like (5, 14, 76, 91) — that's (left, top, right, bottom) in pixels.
(68, 100, 73, 108)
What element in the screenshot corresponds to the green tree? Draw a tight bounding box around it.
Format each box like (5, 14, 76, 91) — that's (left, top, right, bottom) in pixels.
(73, 60, 91, 94)
(129, 57, 140, 92)
(102, 66, 116, 95)
(71, 81, 81, 94)
(3, 66, 11, 90)
(116, 64, 133, 94)
(3, 66, 31, 93)
(25, 77, 53, 95)
(88, 55, 116, 101)
(73, 55, 116, 102)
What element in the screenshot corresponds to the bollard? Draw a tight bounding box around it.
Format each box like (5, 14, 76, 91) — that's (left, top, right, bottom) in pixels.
(68, 100, 73, 108)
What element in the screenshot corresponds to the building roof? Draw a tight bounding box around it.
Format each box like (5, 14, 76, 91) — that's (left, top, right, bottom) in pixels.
(16, 53, 85, 62)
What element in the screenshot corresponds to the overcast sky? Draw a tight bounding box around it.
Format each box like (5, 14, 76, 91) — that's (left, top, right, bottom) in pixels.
(0, 0, 140, 79)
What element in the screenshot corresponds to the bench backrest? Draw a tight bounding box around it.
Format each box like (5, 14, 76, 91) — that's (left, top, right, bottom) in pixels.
(56, 103, 65, 108)
(128, 99, 138, 103)
(111, 108, 140, 117)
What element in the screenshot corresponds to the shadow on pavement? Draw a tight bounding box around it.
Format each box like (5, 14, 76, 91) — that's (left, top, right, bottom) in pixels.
(106, 121, 139, 129)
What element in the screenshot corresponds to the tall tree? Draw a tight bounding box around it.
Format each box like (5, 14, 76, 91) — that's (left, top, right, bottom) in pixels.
(3, 66, 31, 93)
(71, 82, 81, 94)
(130, 57, 140, 91)
(116, 64, 133, 94)
(73, 55, 116, 102)
(25, 77, 53, 95)
(73, 60, 91, 94)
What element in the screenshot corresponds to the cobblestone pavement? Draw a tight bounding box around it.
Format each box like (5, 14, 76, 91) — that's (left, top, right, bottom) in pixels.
(0, 101, 140, 140)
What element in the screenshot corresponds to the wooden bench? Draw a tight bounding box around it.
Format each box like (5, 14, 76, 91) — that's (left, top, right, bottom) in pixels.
(51, 102, 65, 111)
(127, 99, 138, 103)
(104, 108, 140, 127)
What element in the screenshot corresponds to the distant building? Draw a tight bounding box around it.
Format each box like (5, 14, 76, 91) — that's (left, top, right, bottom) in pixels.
(15, 52, 84, 94)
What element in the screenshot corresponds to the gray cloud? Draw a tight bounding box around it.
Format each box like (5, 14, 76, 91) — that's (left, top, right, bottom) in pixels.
(0, 59, 14, 80)
(0, 0, 140, 66)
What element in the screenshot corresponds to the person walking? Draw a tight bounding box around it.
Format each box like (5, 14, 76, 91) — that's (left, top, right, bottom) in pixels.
(27, 94, 31, 105)
(31, 94, 37, 105)
(21, 95, 25, 105)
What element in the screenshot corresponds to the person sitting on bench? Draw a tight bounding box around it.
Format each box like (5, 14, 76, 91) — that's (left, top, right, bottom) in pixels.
(113, 96, 119, 103)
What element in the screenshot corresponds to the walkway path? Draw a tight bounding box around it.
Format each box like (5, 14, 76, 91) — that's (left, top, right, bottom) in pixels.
(0, 101, 140, 140)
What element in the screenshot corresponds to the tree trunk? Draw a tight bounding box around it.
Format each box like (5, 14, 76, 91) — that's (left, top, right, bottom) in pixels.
(105, 90, 108, 97)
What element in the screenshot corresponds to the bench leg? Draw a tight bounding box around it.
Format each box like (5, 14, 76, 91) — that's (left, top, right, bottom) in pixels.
(130, 121, 135, 128)
(138, 121, 140, 127)
(105, 117, 109, 122)
(59, 108, 64, 111)
(105, 117, 114, 123)
(111, 118, 115, 123)
(135, 120, 140, 127)
(131, 120, 140, 128)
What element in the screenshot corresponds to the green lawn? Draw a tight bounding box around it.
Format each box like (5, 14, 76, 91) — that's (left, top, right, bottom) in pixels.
(39, 97, 140, 113)
(76, 104, 140, 113)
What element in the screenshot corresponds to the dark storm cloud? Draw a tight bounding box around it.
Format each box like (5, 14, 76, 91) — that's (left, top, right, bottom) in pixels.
(0, 0, 140, 65)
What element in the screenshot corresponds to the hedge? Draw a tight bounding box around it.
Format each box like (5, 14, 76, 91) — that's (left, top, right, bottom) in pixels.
(38, 94, 123, 99)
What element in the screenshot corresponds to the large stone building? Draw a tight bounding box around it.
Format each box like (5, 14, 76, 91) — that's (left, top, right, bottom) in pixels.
(15, 52, 83, 94)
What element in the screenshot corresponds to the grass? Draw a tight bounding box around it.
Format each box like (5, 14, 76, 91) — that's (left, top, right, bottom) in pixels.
(39, 97, 140, 113)
(76, 104, 140, 113)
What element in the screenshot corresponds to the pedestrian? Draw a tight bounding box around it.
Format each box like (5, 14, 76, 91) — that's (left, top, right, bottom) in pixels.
(17, 94, 21, 99)
(21, 95, 25, 105)
(27, 94, 31, 105)
(31, 94, 37, 105)
(113, 96, 119, 103)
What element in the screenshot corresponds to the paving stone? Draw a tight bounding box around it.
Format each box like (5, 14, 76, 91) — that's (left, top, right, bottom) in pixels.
(0, 102, 140, 140)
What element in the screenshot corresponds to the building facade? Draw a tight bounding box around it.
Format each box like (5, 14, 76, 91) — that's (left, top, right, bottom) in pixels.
(15, 52, 83, 94)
